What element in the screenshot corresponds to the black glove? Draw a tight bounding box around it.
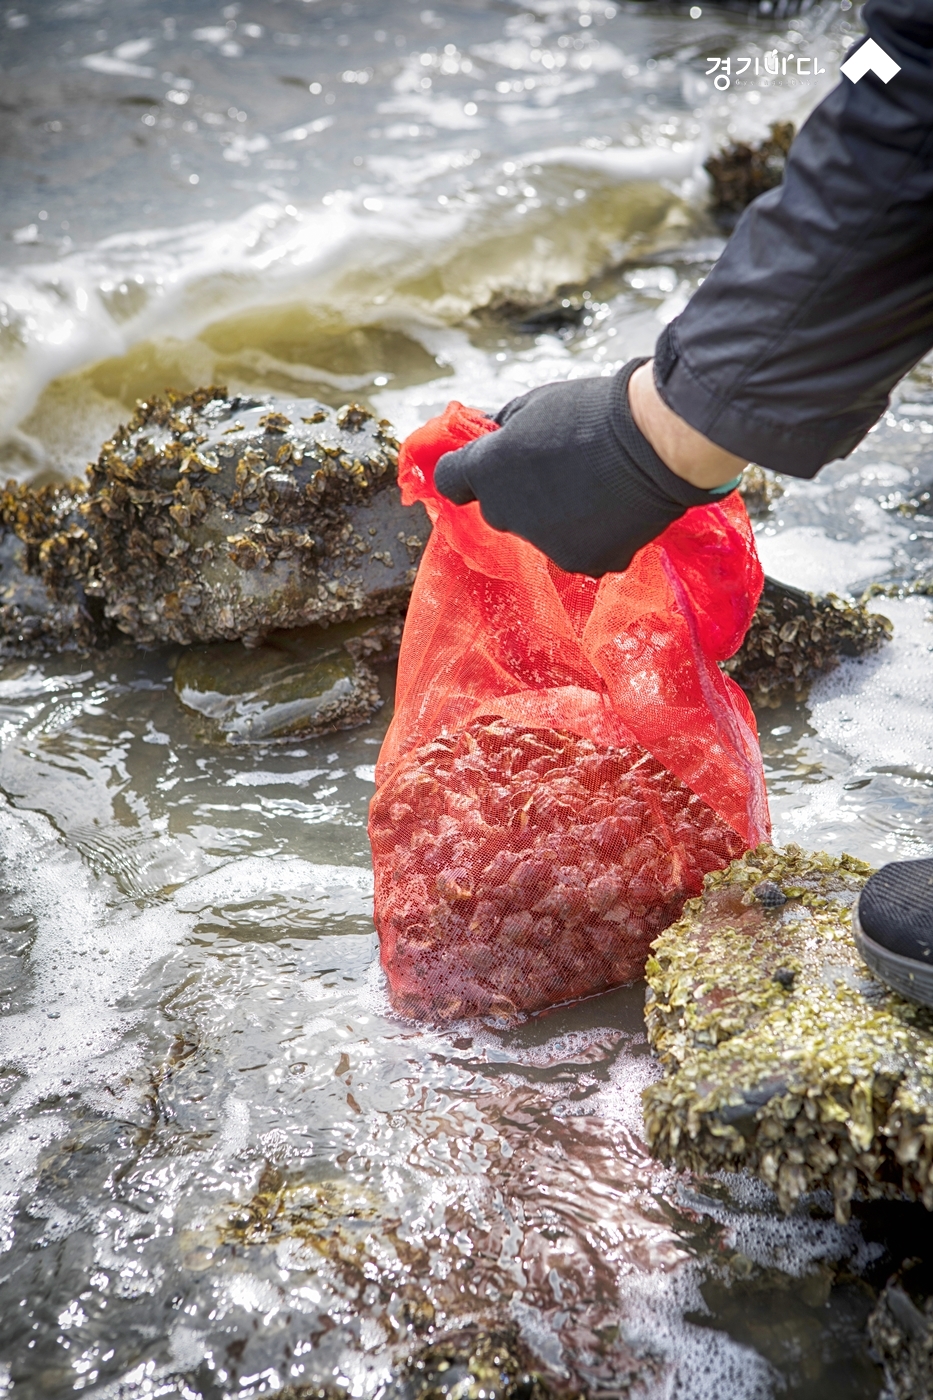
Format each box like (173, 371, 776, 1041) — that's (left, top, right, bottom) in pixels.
(433, 359, 736, 577)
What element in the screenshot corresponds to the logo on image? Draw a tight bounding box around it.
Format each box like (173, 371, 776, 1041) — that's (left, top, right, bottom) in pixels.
(840, 37, 901, 84)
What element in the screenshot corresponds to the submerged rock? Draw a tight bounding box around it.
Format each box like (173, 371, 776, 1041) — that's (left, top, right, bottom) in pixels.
(723, 575, 892, 707)
(705, 122, 795, 228)
(174, 615, 400, 743)
(385, 1328, 559, 1400)
(0, 388, 430, 653)
(643, 844, 933, 1224)
(868, 1267, 933, 1400)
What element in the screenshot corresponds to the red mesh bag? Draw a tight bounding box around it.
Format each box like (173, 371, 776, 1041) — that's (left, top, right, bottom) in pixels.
(369, 402, 769, 1021)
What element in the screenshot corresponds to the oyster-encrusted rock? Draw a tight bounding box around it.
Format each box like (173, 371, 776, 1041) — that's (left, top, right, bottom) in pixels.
(723, 576, 892, 707)
(0, 388, 430, 652)
(643, 844, 933, 1224)
(0, 479, 101, 652)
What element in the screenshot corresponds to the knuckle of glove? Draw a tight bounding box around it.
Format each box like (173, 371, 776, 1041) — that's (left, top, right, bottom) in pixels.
(434, 448, 477, 505)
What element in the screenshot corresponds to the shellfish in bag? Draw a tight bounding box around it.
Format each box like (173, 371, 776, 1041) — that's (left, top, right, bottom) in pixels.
(369, 402, 769, 1021)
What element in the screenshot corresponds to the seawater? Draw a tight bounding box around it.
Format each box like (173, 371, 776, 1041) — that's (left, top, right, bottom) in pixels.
(2, 2, 932, 1397)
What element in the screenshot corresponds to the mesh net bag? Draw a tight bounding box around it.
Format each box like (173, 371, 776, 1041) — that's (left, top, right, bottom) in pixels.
(369, 402, 769, 1021)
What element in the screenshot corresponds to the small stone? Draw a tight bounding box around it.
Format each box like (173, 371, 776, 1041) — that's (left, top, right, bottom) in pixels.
(772, 967, 795, 989)
(754, 880, 787, 908)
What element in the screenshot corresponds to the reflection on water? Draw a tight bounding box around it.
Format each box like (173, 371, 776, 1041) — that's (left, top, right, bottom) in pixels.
(3, 0, 933, 1396)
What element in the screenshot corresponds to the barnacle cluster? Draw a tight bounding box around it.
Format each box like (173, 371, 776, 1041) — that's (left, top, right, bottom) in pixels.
(723, 576, 892, 706)
(0, 478, 99, 650)
(213, 1170, 564, 1400)
(643, 844, 933, 1223)
(81, 387, 426, 645)
(0, 388, 430, 653)
(387, 1328, 559, 1400)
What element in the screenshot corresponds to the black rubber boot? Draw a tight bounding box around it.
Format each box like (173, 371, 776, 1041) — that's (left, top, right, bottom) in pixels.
(854, 859, 933, 1007)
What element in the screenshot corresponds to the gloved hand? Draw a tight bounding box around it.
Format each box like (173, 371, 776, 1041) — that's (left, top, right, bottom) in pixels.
(433, 359, 739, 577)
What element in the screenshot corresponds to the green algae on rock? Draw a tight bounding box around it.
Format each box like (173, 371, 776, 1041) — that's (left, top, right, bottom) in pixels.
(174, 615, 400, 743)
(643, 844, 933, 1224)
(0, 388, 430, 654)
(723, 576, 892, 707)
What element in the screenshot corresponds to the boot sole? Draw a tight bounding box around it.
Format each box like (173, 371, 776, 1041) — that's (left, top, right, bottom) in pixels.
(853, 907, 933, 1009)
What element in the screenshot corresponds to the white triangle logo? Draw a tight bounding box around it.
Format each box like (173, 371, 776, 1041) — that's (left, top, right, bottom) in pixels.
(840, 36, 902, 84)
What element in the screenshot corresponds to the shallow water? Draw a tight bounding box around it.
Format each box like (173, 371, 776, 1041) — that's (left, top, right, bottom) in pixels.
(3, 1, 933, 1397)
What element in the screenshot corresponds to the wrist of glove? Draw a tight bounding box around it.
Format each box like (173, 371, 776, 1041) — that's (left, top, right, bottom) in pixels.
(433, 360, 739, 577)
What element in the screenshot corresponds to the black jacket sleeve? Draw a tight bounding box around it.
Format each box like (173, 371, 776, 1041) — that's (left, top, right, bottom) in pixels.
(654, 0, 933, 478)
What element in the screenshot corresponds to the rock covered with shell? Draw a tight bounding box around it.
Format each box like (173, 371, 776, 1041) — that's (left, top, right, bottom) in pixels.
(0, 478, 99, 652)
(643, 844, 933, 1224)
(722, 576, 892, 707)
(82, 388, 428, 645)
(0, 388, 430, 652)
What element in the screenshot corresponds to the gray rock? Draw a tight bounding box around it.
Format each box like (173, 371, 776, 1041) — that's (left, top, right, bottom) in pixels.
(0, 388, 430, 652)
(174, 616, 400, 744)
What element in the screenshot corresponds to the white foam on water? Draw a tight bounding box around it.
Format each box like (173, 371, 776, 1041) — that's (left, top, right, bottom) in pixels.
(754, 524, 899, 596)
(0, 138, 703, 474)
(172, 855, 374, 918)
(808, 595, 933, 774)
(0, 798, 192, 1250)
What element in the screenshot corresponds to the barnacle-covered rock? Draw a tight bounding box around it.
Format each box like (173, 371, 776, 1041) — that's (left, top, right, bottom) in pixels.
(174, 616, 400, 743)
(82, 388, 428, 645)
(705, 122, 795, 227)
(0, 388, 430, 654)
(722, 576, 892, 707)
(211, 1169, 573, 1400)
(0, 479, 100, 652)
(643, 844, 933, 1224)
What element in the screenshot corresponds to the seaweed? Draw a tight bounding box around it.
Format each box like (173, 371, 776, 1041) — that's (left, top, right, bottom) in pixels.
(705, 122, 795, 228)
(643, 844, 933, 1224)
